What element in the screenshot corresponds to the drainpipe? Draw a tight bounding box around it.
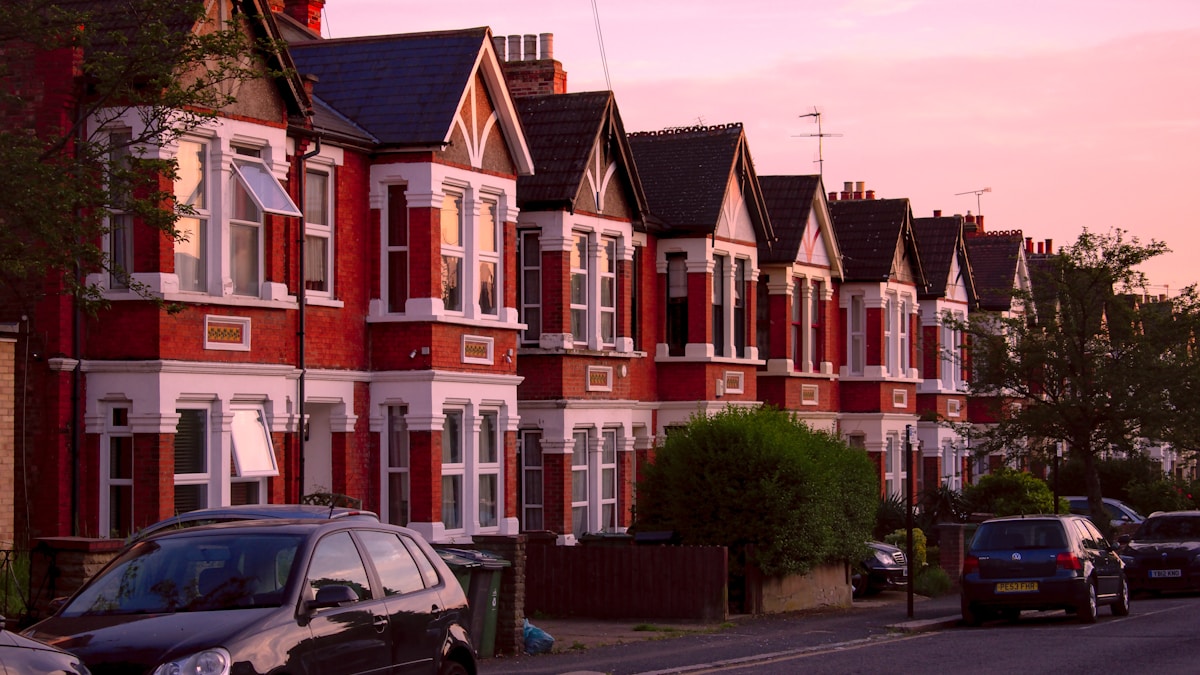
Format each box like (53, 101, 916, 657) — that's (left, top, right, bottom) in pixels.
(296, 135, 321, 500)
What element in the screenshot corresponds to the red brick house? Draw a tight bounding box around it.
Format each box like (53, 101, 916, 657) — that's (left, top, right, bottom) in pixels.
(828, 185, 926, 498)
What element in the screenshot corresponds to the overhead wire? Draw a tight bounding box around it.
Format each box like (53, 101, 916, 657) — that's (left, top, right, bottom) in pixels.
(591, 0, 612, 91)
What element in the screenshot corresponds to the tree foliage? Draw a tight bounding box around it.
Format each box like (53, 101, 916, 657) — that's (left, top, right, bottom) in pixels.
(958, 229, 1200, 533)
(0, 0, 279, 312)
(634, 406, 878, 578)
(963, 469, 1060, 516)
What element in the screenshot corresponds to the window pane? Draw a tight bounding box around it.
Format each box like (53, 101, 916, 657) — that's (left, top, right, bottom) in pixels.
(570, 272, 586, 305)
(231, 222, 259, 296)
(110, 436, 132, 479)
(441, 475, 462, 529)
(109, 485, 132, 538)
(479, 474, 497, 527)
(175, 140, 206, 209)
(230, 409, 278, 477)
(173, 484, 206, 514)
(232, 161, 301, 217)
(307, 531, 372, 601)
(442, 255, 461, 311)
(305, 235, 328, 292)
(668, 256, 687, 297)
(230, 481, 260, 506)
(441, 194, 461, 247)
(602, 467, 615, 499)
(231, 173, 261, 223)
(387, 186, 407, 246)
(388, 251, 408, 313)
(109, 213, 132, 289)
(522, 269, 540, 303)
(479, 412, 497, 463)
(442, 411, 461, 463)
(479, 261, 496, 315)
(359, 531, 425, 596)
(304, 171, 328, 225)
(175, 217, 206, 292)
(478, 201, 496, 252)
(175, 409, 206, 474)
(388, 473, 410, 527)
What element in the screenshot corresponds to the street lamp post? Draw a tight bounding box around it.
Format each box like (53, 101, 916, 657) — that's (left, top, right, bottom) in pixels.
(1053, 442, 1064, 513)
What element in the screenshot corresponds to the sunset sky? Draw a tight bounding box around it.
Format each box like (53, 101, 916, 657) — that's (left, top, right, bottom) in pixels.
(320, 1, 1200, 293)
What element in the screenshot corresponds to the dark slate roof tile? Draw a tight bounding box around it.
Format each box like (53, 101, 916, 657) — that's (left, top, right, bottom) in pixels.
(289, 28, 489, 146)
(515, 92, 611, 208)
(758, 175, 823, 264)
(965, 232, 1024, 311)
(829, 198, 912, 281)
(627, 124, 743, 233)
(311, 96, 377, 144)
(913, 216, 962, 297)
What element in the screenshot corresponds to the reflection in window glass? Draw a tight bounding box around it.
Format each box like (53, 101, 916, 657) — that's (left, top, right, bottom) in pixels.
(307, 531, 372, 601)
(358, 531, 425, 596)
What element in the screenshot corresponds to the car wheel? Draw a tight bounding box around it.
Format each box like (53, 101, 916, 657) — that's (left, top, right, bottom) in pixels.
(439, 659, 469, 675)
(1111, 578, 1131, 617)
(1077, 582, 1098, 624)
(961, 598, 983, 627)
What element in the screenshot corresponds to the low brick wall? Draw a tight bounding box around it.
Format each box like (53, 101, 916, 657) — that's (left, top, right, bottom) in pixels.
(29, 537, 123, 621)
(746, 562, 852, 614)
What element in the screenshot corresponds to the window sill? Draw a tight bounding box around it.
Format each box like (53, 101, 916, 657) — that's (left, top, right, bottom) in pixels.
(305, 296, 344, 309)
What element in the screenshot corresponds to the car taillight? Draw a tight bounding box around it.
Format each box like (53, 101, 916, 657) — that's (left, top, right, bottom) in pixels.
(1056, 552, 1082, 571)
(963, 554, 979, 575)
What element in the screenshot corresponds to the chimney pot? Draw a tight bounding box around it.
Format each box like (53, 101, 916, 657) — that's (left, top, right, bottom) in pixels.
(965, 212, 975, 223)
(507, 35, 522, 60)
(493, 36, 507, 60)
(1026, 237, 1033, 253)
(933, 209, 942, 217)
(828, 191, 838, 201)
(975, 214, 984, 230)
(1038, 242, 1044, 254)
(539, 33, 553, 60)
(523, 34, 538, 60)
(841, 191, 852, 200)
(843, 181, 853, 192)
(865, 190, 875, 200)
(855, 181, 865, 193)
(1045, 238, 1053, 254)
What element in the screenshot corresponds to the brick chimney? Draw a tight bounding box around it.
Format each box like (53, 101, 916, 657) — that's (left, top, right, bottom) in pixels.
(500, 33, 567, 97)
(282, 0, 325, 36)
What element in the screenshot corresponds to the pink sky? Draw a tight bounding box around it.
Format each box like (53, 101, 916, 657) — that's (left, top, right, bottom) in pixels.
(321, 1, 1200, 293)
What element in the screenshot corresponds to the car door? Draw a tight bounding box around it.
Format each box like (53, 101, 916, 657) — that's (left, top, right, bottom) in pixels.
(1077, 517, 1122, 597)
(295, 530, 393, 675)
(355, 529, 445, 675)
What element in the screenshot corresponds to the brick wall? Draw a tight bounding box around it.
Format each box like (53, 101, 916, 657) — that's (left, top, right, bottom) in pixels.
(0, 335, 13, 546)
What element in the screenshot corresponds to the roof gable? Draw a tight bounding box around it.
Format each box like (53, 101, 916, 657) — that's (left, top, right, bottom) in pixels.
(627, 123, 773, 244)
(759, 175, 842, 277)
(913, 215, 977, 303)
(288, 27, 532, 172)
(829, 198, 924, 286)
(964, 231, 1028, 312)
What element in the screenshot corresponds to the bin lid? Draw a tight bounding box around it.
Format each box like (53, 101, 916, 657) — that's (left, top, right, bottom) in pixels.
(433, 548, 481, 569)
(436, 547, 511, 569)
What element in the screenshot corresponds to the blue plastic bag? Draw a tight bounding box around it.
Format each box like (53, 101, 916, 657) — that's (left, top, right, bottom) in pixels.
(523, 618, 555, 655)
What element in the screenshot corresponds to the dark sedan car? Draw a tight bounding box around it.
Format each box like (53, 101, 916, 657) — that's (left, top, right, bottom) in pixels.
(1119, 510, 1200, 594)
(852, 541, 908, 598)
(126, 503, 379, 544)
(960, 514, 1129, 625)
(0, 617, 89, 674)
(26, 519, 476, 675)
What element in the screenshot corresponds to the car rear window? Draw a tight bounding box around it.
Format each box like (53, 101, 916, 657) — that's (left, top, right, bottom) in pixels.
(973, 521, 1066, 550)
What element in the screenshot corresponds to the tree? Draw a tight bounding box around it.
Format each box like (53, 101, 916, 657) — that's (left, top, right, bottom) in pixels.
(959, 228, 1200, 534)
(634, 406, 878, 579)
(0, 0, 281, 313)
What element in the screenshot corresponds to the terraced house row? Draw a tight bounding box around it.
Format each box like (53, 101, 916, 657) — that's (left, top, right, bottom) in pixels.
(11, 0, 1047, 546)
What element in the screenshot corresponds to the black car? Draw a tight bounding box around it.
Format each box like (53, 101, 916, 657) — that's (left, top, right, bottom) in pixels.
(0, 617, 89, 674)
(26, 519, 476, 675)
(126, 503, 379, 544)
(1119, 510, 1200, 594)
(852, 541, 908, 598)
(960, 514, 1129, 625)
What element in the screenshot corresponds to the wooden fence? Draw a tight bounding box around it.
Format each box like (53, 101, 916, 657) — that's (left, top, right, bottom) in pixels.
(525, 540, 728, 622)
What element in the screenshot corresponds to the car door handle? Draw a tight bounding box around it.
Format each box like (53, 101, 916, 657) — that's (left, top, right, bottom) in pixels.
(373, 614, 388, 633)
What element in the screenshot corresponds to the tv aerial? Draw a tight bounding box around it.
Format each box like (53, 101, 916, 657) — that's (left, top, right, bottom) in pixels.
(955, 187, 992, 215)
(793, 107, 842, 176)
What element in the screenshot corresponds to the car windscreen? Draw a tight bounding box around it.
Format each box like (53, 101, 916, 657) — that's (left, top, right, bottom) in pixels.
(1134, 516, 1200, 541)
(62, 532, 304, 616)
(972, 521, 1066, 550)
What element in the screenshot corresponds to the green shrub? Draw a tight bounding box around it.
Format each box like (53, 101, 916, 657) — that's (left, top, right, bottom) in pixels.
(874, 493, 906, 540)
(963, 468, 1057, 516)
(1125, 478, 1191, 516)
(884, 528, 926, 569)
(634, 406, 877, 578)
(914, 566, 953, 597)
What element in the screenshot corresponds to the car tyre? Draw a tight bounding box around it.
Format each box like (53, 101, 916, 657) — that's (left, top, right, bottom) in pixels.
(851, 571, 865, 598)
(1077, 582, 1098, 624)
(1000, 608, 1021, 623)
(961, 597, 983, 627)
(1111, 578, 1130, 616)
(439, 659, 469, 675)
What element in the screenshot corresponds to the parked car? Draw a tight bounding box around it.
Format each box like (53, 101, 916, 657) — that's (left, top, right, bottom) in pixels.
(126, 503, 379, 543)
(1118, 510, 1200, 594)
(960, 514, 1129, 626)
(26, 519, 476, 675)
(1065, 496, 1144, 534)
(852, 541, 908, 598)
(0, 617, 89, 674)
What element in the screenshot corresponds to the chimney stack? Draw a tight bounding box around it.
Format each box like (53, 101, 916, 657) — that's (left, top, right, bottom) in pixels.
(1037, 242, 1044, 254)
(283, 0, 325, 36)
(1045, 239, 1053, 254)
(933, 209, 942, 217)
(1026, 237, 1033, 253)
(500, 32, 568, 96)
(975, 214, 984, 231)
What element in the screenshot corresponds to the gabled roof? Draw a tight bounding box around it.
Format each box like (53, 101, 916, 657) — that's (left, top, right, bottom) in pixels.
(913, 215, 977, 302)
(965, 231, 1026, 311)
(627, 124, 774, 244)
(311, 95, 377, 146)
(758, 175, 843, 277)
(514, 91, 650, 225)
(828, 197, 925, 286)
(287, 27, 533, 172)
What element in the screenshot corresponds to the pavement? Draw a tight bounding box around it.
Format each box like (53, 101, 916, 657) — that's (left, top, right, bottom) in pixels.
(521, 590, 962, 654)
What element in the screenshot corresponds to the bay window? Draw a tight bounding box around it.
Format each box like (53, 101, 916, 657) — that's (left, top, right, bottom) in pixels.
(107, 130, 133, 290)
(174, 139, 208, 292)
(385, 406, 410, 526)
(441, 410, 464, 530)
(519, 430, 544, 531)
(478, 200, 499, 316)
(666, 254, 688, 356)
(600, 236, 616, 347)
(571, 430, 589, 538)
(387, 185, 408, 313)
(712, 254, 726, 356)
(102, 406, 133, 538)
(810, 280, 824, 370)
(849, 295, 865, 375)
(174, 408, 209, 513)
(477, 411, 499, 528)
(733, 259, 747, 357)
(792, 278, 804, 370)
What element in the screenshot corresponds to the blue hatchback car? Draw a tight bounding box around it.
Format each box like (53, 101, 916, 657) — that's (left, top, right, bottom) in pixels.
(960, 514, 1129, 625)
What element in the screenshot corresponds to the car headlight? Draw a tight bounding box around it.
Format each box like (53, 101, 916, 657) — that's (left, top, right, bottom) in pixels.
(153, 648, 231, 675)
(874, 550, 895, 566)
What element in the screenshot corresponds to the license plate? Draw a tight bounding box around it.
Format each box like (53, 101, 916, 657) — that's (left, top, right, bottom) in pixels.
(1150, 569, 1182, 578)
(995, 581, 1038, 593)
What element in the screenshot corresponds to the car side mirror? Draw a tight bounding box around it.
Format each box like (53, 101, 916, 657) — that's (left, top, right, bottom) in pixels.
(307, 584, 358, 611)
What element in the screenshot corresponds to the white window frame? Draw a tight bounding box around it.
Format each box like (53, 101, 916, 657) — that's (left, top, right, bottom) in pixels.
(571, 429, 590, 538)
(598, 429, 619, 533)
(477, 198, 500, 317)
(712, 253, 726, 357)
(849, 295, 865, 375)
(884, 294, 896, 375)
(599, 236, 617, 348)
(519, 430, 544, 531)
(733, 258, 747, 358)
(477, 410, 501, 530)
(899, 299, 910, 375)
(570, 232, 589, 344)
(100, 403, 133, 539)
(386, 184, 409, 314)
(519, 230, 541, 345)
(440, 191, 465, 313)
(384, 405, 410, 527)
(174, 139, 209, 293)
(106, 129, 134, 291)
(174, 406, 212, 514)
(441, 409, 465, 531)
(304, 166, 334, 298)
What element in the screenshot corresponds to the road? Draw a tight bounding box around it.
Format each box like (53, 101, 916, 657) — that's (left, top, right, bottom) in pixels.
(481, 592, 1200, 674)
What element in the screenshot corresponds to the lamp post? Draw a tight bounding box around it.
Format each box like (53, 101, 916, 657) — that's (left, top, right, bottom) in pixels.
(1053, 442, 1064, 513)
(905, 424, 915, 619)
